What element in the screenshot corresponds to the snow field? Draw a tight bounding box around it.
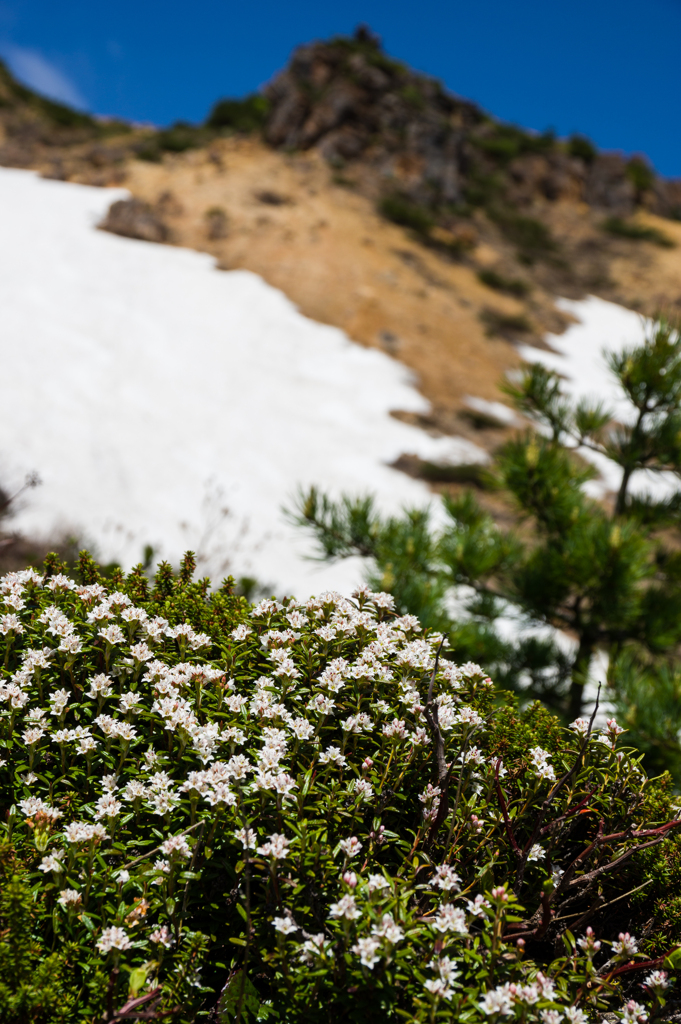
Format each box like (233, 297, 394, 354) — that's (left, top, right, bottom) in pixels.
(0, 168, 486, 596)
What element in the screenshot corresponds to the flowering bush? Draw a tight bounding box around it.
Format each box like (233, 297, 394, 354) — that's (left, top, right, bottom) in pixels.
(1, 552, 681, 1022)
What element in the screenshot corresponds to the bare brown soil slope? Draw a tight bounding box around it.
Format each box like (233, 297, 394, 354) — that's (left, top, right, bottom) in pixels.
(104, 139, 539, 444)
(95, 137, 681, 455)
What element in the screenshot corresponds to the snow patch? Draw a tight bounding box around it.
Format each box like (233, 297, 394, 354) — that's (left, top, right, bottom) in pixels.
(464, 395, 519, 427)
(0, 168, 488, 596)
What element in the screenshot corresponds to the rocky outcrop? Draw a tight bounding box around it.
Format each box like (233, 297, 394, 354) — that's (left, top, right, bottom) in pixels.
(98, 198, 170, 243)
(260, 29, 679, 220)
(263, 30, 480, 207)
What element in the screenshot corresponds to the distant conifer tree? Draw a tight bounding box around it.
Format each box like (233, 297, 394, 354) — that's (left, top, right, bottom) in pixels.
(292, 318, 681, 773)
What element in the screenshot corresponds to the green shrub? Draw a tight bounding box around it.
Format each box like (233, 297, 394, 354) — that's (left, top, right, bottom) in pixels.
(205, 206, 229, 240)
(2, 554, 681, 1021)
(473, 126, 556, 164)
(626, 157, 655, 198)
(416, 460, 492, 487)
(330, 32, 407, 78)
(156, 121, 203, 153)
(478, 268, 531, 297)
(488, 207, 558, 262)
(603, 217, 675, 248)
(37, 97, 96, 130)
(206, 94, 270, 133)
(0, 867, 80, 1021)
(378, 195, 434, 235)
(567, 134, 597, 164)
(400, 84, 426, 109)
(481, 307, 533, 337)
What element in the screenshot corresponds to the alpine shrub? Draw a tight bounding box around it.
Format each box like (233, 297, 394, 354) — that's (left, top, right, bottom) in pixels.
(1, 557, 681, 1021)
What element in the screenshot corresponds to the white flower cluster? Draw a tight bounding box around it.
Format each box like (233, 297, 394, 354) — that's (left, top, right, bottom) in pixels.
(0, 565, 637, 1019)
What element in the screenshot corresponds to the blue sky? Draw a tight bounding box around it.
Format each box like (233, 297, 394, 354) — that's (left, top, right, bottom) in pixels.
(0, 0, 680, 175)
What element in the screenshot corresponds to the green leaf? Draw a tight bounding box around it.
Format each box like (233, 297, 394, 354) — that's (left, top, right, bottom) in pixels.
(128, 965, 148, 998)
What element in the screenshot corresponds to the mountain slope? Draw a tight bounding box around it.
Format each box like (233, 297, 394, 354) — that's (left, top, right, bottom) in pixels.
(3, 29, 681, 455)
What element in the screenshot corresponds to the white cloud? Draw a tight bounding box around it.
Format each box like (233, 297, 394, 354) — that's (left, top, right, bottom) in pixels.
(0, 44, 87, 109)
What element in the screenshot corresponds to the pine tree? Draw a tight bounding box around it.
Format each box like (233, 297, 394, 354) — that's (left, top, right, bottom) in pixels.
(291, 318, 681, 765)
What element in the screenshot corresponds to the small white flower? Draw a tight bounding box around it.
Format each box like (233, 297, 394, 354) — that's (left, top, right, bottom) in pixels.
(298, 933, 330, 963)
(22, 726, 45, 746)
(235, 827, 257, 850)
(372, 912, 404, 944)
(97, 926, 132, 952)
(58, 888, 81, 907)
(352, 936, 381, 968)
(351, 778, 374, 803)
(613, 932, 638, 957)
(433, 864, 461, 891)
(425, 978, 455, 1000)
(318, 745, 347, 766)
(150, 925, 174, 947)
(466, 894, 491, 916)
(563, 1009, 588, 1024)
(18, 796, 62, 820)
(479, 985, 513, 1016)
(39, 851, 65, 873)
(576, 926, 601, 955)
(94, 793, 122, 820)
(257, 833, 290, 859)
(230, 624, 252, 641)
(273, 916, 299, 935)
(382, 718, 407, 739)
(99, 625, 125, 646)
(432, 904, 467, 934)
(161, 835, 191, 859)
(290, 717, 315, 740)
(0, 613, 24, 635)
(306, 694, 335, 715)
(527, 843, 545, 862)
(339, 836, 362, 858)
(644, 970, 669, 992)
(328, 894, 361, 920)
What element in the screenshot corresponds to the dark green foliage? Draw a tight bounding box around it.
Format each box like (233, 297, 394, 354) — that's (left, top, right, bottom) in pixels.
(602, 216, 675, 248)
(416, 460, 493, 487)
(136, 121, 208, 162)
(155, 121, 202, 153)
(488, 207, 559, 262)
(399, 83, 426, 109)
(36, 97, 95, 130)
(480, 308, 533, 337)
(330, 30, 408, 77)
(205, 94, 270, 132)
(292, 319, 681, 776)
(473, 125, 556, 164)
(626, 156, 655, 197)
(462, 168, 506, 208)
(378, 194, 434, 235)
(567, 134, 597, 163)
(478, 268, 532, 297)
(0, 861, 79, 1021)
